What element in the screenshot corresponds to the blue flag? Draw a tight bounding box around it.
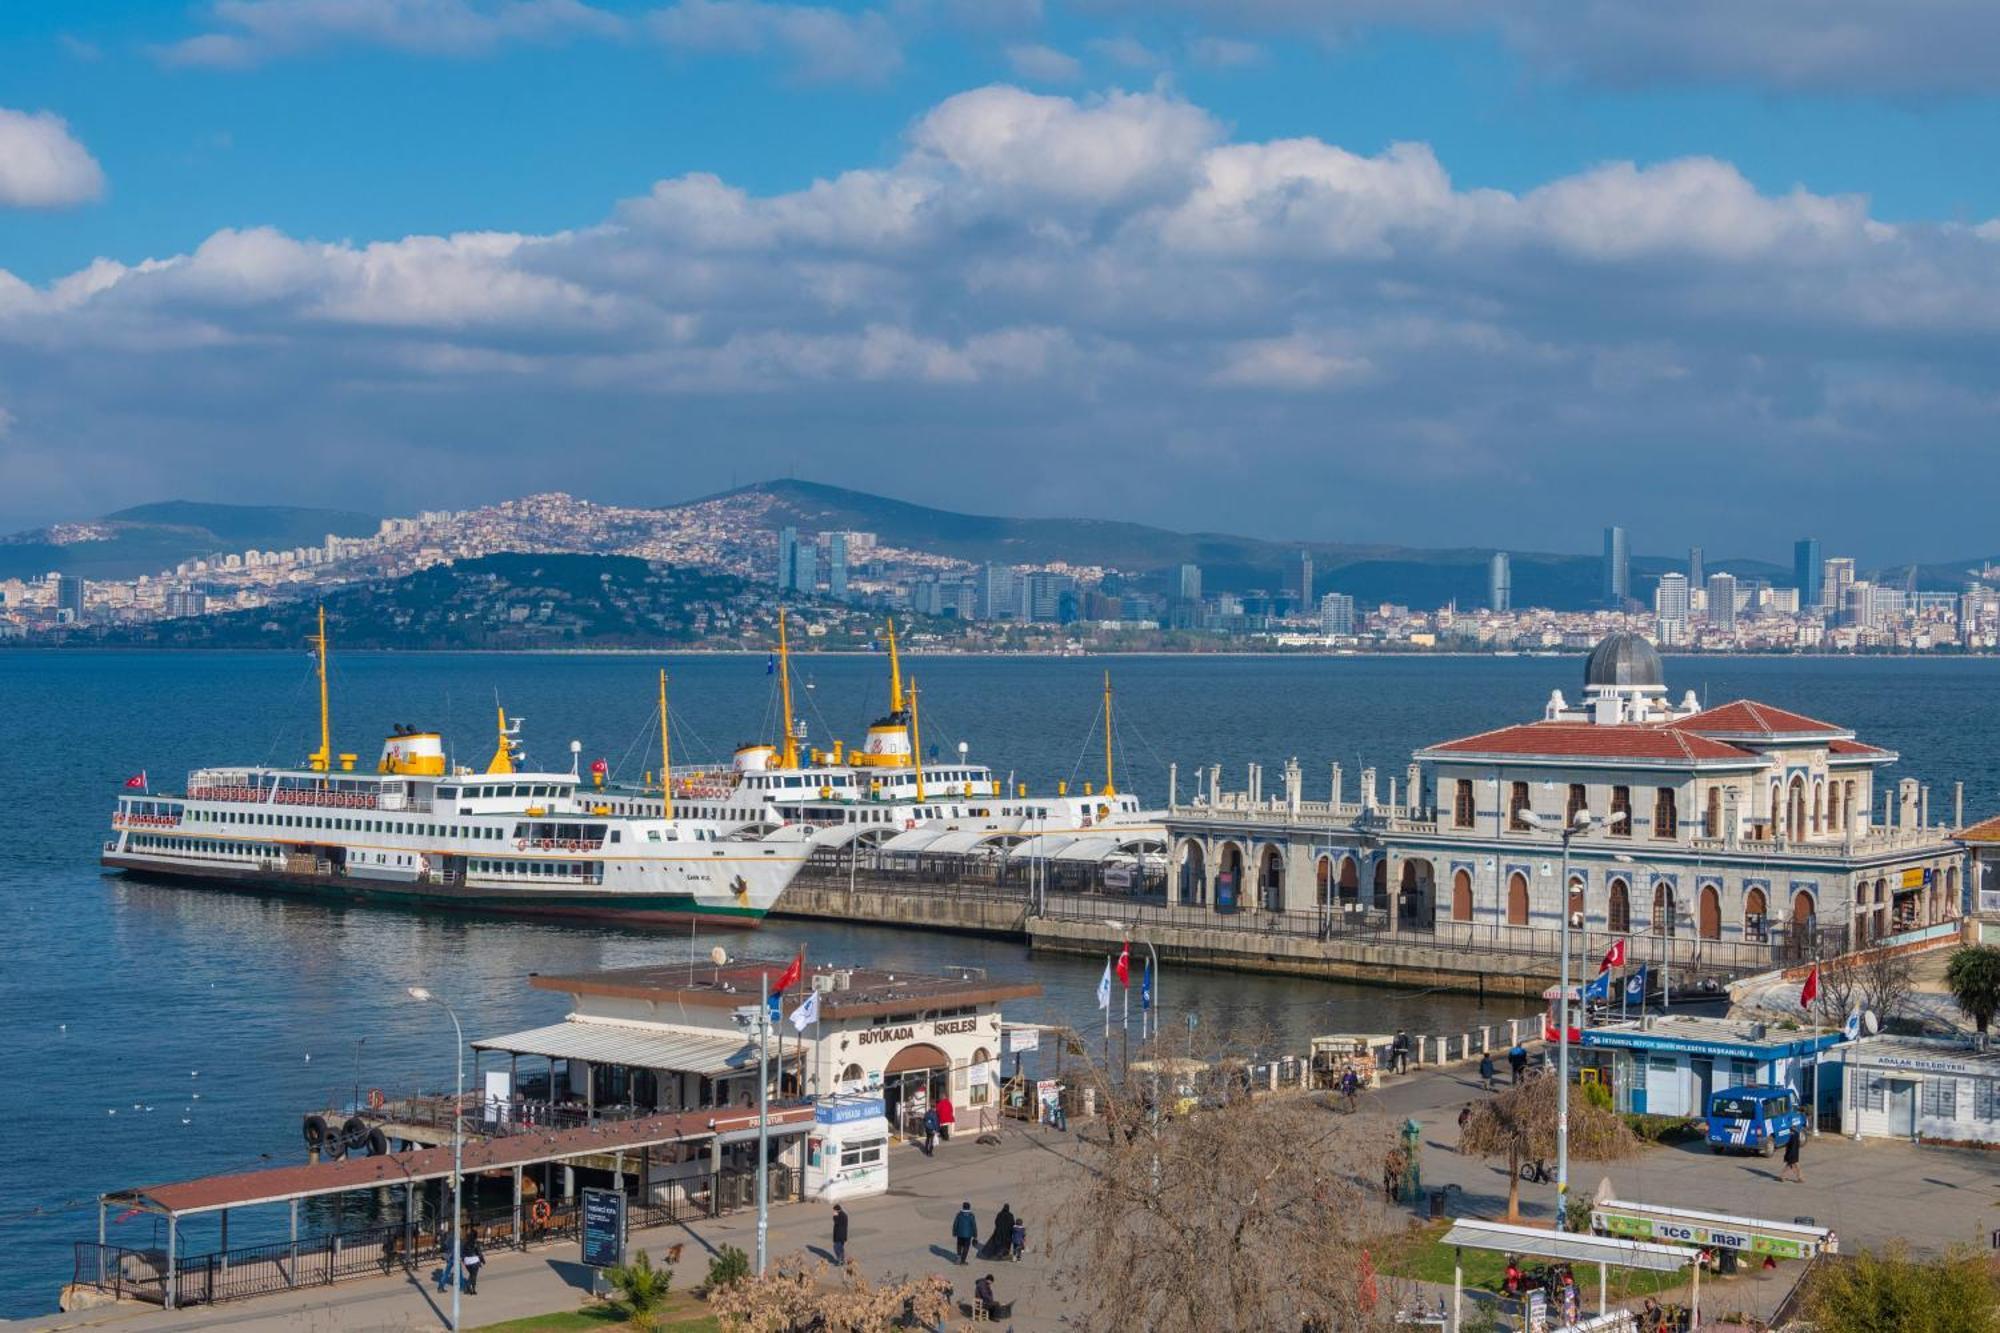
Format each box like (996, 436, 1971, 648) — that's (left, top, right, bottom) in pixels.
(765, 653, 776, 675)
(1140, 959, 1153, 1011)
(1624, 965, 1649, 1006)
(1584, 970, 1611, 1003)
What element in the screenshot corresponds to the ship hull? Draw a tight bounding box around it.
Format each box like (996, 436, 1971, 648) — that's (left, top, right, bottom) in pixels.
(100, 854, 777, 928)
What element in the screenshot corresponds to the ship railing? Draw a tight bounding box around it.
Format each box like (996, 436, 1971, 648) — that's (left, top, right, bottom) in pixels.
(112, 813, 184, 829)
(270, 788, 383, 811)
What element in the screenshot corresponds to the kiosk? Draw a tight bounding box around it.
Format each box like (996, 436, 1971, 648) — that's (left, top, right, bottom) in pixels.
(805, 1094, 893, 1202)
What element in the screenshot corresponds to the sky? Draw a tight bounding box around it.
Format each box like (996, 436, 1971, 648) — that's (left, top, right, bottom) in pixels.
(1, 2, 1998, 565)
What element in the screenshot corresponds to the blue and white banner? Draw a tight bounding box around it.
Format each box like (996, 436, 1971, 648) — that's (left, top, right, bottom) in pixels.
(791, 989, 821, 1033)
(1097, 958, 1112, 1011)
(1584, 971, 1612, 1003)
(1624, 965, 1649, 1005)
(1140, 959, 1153, 1011)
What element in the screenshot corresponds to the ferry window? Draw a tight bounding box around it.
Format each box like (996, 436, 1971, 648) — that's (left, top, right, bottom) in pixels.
(439, 788, 457, 800)
(610, 830, 622, 844)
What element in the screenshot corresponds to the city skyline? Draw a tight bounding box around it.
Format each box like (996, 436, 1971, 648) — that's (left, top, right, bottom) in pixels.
(0, 6, 1997, 557)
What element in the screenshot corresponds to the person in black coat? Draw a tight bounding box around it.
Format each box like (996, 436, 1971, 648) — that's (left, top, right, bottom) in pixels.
(460, 1228, 484, 1295)
(981, 1203, 1016, 1260)
(831, 1203, 850, 1264)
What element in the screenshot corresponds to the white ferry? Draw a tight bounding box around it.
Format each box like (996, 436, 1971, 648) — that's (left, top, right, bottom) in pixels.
(598, 614, 1162, 849)
(101, 613, 808, 928)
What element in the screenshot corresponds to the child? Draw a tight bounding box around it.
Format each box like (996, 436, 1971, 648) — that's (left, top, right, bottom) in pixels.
(1010, 1215, 1026, 1261)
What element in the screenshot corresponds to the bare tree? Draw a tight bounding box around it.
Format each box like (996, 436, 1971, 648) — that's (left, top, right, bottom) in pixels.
(1045, 1046, 1403, 1332)
(1860, 948, 1918, 1029)
(707, 1254, 952, 1333)
(1811, 953, 1862, 1028)
(1458, 1074, 1639, 1222)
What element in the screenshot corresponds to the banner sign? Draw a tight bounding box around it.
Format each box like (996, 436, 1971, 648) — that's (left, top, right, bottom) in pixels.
(1592, 1206, 1829, 1260)
(580, 1188, 625, 1270)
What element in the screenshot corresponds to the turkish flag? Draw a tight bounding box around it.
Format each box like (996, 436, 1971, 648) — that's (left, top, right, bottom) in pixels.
(1600, 939, 1626, 971)
(124, 772, 147, 789)
(1115, 942, 1131, 987)
(589, 758, 608, 776)
(1800, 965, 1819, 1009)
(773, 951, 803, 993)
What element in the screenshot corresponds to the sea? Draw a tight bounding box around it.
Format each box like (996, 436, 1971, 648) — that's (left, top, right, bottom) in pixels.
(2, 649, 1997, 1316)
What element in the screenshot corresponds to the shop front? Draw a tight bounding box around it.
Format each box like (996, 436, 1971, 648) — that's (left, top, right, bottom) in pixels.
(1578, 1017, 1843, 1119)
(1836, 1037, 2000, 1144)
(805, 1094, 893, 1202)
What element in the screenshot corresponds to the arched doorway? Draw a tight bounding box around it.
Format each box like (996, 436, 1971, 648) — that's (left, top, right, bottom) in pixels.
(1744, 885, 1769, 941)
(1652, 881, 1676, 936)
(883, 1042, 951, 1138)
(1451, 868, 1473, 922)
(1177, 840, 1207, 906)
(1791, 889, 1816, 949)
(1337, 856, 1359, 905)
(1567, 874, 1585, 926)
(1399, 858, 1435, 929)
(1372, 858, 1389, 911)
(1608, 878, 1631, 934)
(1698, 884, 1721, 940)
(1257, 845, 1286, 912)
(1506, 871, 1529, 926)
(1217, 842, 1245, 911)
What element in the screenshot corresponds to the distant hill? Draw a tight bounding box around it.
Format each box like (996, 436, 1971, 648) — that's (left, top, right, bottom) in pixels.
(0, 500, 378, 580)
(74, 552, 876, 650)
(701, 480, 1789, 610)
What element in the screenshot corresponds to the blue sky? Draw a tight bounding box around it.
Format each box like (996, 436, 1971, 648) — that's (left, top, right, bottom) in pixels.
(2, 1, 1999, 563)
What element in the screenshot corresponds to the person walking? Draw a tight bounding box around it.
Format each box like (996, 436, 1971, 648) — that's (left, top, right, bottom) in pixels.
(1479, 1051, 1496, 1091)
(981, 1203, 1016, 1260)
(1456, 1103, 1472, 1150)
(922, 1105, 939, 1156)
(461, 1228, 484, 1296)
(1382, 1147, 1407, 1204)
(831, 1203, 849, 1265)
(952, 1201, 978, 1265)
(936, 1093, 956, 1142)
(1780, 1129, 1804, 1183)
(1391, 1030, 1411, 1075)
(1010, 1214, 1026, 1262)
(1508, 1042, 1528, 1085)
(434, 1224, 455, 1294)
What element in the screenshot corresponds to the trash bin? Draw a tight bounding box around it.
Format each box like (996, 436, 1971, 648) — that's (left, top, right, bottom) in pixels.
(1428, 1188, 1448, 1221)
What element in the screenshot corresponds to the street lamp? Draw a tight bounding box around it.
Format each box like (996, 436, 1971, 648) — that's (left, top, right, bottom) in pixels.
(407, 986, 464, 1333)
(733, 977, 773, 1276)
(1517, 805, 1619, 1211)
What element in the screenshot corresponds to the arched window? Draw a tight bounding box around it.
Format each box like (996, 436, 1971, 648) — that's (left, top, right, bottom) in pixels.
(1509, 782, 1532, 832)
(1812, 780, 1824, 835)
(1788, 777, 1807, 843)
(1608, 878, 1631, 934)
(1453, 780, 1475, 829)
(1698, 884, 1721, 940)
(1653, 788, 1678, 840)
(1744, 885, 1769, 942)
(1652, 881, 1676, 936)
(1566, 784, 1587, 826)
(969, 1047, 994, 1106)
(1791, 890, 1816, 943)
(1506, 872, 1530, 926)
(1609, 786, 1632, 836)
(839, 1063, 865, 1086)
(1568, 874, 1585, 924)
(1705, 787, 1722, 838)
(1452, 869, 1473, 922)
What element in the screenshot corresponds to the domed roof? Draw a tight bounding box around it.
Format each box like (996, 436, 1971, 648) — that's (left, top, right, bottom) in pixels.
(1584, 633, 1663, 690)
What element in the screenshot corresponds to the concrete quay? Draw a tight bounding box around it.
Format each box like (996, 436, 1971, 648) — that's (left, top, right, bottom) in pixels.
(769, 876, 1029, 937)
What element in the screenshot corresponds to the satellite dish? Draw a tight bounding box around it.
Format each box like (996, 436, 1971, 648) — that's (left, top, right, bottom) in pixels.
(710, 946, 728, 966)
(1864, 1010, 1880, 1034)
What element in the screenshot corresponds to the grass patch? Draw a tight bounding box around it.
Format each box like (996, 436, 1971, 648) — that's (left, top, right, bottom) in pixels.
(1373, 1221, 1690, 1302)
(473, 1290, 720, 1332)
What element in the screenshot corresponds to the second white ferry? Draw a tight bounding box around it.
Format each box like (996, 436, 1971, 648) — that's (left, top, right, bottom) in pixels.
(102, 612, 809, 927)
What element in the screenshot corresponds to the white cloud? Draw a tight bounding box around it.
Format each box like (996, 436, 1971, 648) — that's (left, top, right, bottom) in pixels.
(0, 108, 106, 209)
(1006, 43, 1083, 84)
(1088, 35, 1162, 69)
(647, 0, 901, 85)
(158, 0, 623, 67)
(1188, 35, 1261, 67)
(3, 83, 1999, 550)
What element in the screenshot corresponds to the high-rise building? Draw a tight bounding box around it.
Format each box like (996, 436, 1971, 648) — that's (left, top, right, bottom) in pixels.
(1285, 550, 1313, 608)
(55, 574, 84, 623)
(1177, 564, 1202, 601)
(974, 564, 1015, 621)
(1794, 538, 1823, 610)
(792, 544, 817, 595)
(1688, 546, 1705, 588)
(1654, 572, 1689, 625)
(1488, 552, 1511, 613)
(1602, 526, 1630, 606)
(1823, 557, 1856, 613)
(826, 532, 850, 601)
(775, 527, 799, 589)
(1319, 591, 1356, 637)
(165, 587, 207, 618)
(1705, 573, 1738, 631)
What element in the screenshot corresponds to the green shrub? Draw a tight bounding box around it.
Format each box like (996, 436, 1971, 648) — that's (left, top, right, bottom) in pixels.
(1622, 1114, 1702, 1144)
(606, 1248, 672, 1319)
(1580, 1082, 1613, 1113)
(705, 1244, 750, 1292)
(1801, 1244, 2000, 1332)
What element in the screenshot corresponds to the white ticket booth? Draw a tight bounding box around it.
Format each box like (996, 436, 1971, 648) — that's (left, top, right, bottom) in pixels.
(805, 1094, 893, 1202)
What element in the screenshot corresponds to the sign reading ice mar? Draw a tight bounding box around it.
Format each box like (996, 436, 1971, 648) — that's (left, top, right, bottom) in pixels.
(1592, 1199, 1834, 1261)
(580, 1187, 626, 1270)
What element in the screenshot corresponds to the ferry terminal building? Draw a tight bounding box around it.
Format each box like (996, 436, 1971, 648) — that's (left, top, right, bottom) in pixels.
(1164, 636, 1963, 969)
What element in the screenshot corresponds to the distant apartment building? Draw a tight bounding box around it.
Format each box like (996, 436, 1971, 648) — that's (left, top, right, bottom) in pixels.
(1705, 572, 1739, 631)
(1488, 552, 1511, 613)
(775, 527, 799, 590)
(1688, 545, 1704, 588)
(1177, 564, 1202, 601)
(1770, 587, 1800, 615)
(1602, 526, 1630, 607)
(1794, 537, 1823, 609)
(825, 532, 849, 601)
(1654, 572, 1689, 627)
(974, 563, 1015, 621)
(164, 587, 207, 618)
(1285, 550, 1314, 609)
(54, 574, 84, 624)
(1319, 591, 1357, 637)
(1823, 557, 1856, 613)
(1019, 572, 1077, 623)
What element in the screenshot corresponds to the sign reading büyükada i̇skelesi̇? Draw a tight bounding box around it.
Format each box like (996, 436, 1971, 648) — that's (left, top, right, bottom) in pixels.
(854, 1017, 982, 1046)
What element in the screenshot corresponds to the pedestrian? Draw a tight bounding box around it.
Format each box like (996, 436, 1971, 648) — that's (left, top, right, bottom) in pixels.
(435, 1225, 455, 1294)
(922, 1104, 939, 1155)
(1780, 1129, 1803, 1183)
(937, 1093, 955, 1142)
(1391, 1029, 1411, 1075)
(1339, 1065, 1360, 1110)
(952, 1201, 978, 1265)
(981, 1203, 1016, 1260)
(461, 1227, 484, 1296)
(1508, 1042, 1528, 1085)
(1479, 1051, 1496, 1091)
(1010, 1214, 1026, 1262)
(1382, 1147, 1406, 1204)
(831, 1203, 849, 1265)
(1456, 1103, 1472, 1150)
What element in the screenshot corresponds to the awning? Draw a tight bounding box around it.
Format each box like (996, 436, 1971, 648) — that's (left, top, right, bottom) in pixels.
(472, 1020, 765, 1076)
(1438, 1219, 1692, 1273)
(1005, 833, 1086, 861)
(917, 829, 1015, 855)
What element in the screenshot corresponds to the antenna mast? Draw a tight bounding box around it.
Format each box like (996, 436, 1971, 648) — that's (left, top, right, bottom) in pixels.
(1101, 670, 1116, 796)
(886, 617, 904, 715)
(310, 604, 331, 774)
(778, 608, 799, 769)
(660, 668, 674, 819)
(909, 679, 926, 804)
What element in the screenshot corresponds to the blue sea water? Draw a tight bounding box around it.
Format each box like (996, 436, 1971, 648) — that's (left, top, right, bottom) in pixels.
(1, 649, 1995, 1316)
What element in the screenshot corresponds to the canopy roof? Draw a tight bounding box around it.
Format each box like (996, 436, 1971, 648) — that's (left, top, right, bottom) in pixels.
(471, 1019, 765, 1075)
(1438, 1218, 1693, 1273)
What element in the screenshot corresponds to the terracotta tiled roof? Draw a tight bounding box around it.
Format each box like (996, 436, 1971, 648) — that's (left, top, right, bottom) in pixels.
(1420, 722, 1760, 764)
(1827, 738, 1893, 758)
(1957, 814, 2000, 844)
(1668, 700, 1850, 740)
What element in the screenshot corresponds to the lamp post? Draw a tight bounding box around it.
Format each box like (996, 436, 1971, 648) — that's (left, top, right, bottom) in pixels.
(407, 987, 463, 1333)
(735, 977, 773, 1276)
(1518, 806, 1608, 1212)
